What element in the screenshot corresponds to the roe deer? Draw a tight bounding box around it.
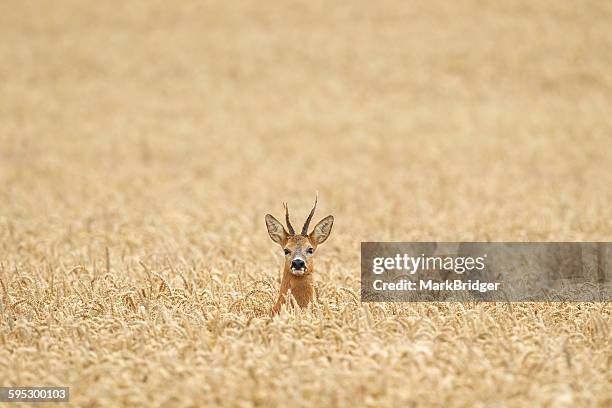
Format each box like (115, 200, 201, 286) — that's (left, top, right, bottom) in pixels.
(265, 196, 334, 315)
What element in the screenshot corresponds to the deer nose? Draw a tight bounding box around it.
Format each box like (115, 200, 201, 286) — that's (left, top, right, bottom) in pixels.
(291, 259, 305, 270)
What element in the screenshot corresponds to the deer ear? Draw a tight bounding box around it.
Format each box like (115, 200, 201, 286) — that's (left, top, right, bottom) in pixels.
(309, 215, 334, 245)
(265, 214, 288, 246)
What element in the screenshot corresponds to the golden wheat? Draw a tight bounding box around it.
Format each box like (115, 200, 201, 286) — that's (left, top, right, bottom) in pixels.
(1, 1, 611, 407)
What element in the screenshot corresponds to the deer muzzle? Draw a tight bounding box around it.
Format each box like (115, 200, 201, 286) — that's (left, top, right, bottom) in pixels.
(291, 258, 307, 276)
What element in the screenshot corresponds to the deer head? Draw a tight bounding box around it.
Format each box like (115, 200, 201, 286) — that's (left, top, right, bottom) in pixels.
(265, 196, 334, 314)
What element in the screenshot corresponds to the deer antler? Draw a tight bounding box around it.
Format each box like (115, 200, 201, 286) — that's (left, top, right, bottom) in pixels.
(283, 202, 295, 235)
(301, 193, 318, 235)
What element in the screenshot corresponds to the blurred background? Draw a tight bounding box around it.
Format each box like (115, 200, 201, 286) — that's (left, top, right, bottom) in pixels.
(2, 1, 611, 250)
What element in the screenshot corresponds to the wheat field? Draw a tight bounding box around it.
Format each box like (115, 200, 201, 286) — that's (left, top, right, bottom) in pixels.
(1, 1, 611, 407)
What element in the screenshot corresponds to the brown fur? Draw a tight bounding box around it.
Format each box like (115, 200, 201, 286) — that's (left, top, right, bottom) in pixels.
(271, 235, 317, 315)
(266, 205, 333, 316)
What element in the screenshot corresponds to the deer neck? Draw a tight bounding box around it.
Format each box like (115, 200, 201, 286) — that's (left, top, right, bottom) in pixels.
(281, 267, 314, 308)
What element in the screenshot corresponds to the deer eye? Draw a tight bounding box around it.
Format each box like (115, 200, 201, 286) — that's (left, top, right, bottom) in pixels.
(284, 248, 291, 255)
(306, 247, 314, 254)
